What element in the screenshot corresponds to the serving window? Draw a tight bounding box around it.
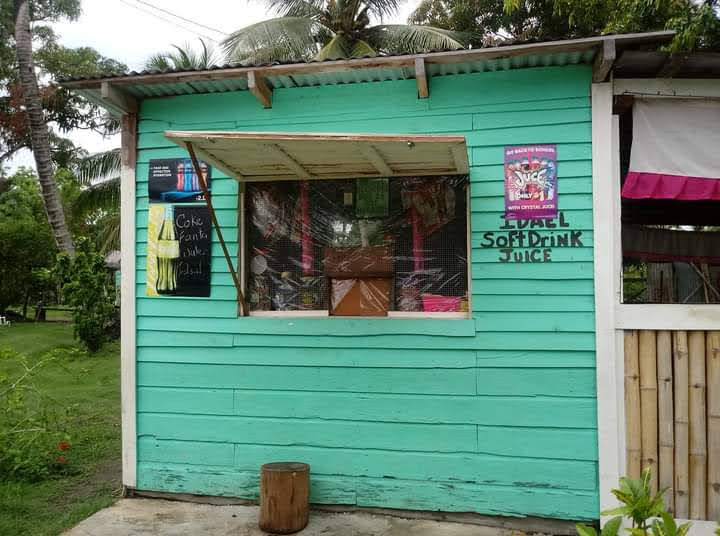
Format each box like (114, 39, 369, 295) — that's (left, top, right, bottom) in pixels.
(618, 98, 720, 304)
(244, 176, 469, 316)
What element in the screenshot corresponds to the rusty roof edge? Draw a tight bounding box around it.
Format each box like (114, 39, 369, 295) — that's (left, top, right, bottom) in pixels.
(60, 31, 675, 90)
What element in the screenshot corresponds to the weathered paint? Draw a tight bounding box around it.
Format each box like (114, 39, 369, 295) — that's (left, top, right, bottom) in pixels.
(134, 65, 598, 520)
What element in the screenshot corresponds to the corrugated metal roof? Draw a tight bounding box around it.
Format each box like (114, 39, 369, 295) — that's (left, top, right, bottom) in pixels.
(72, 49, 597, 104)
(59, 32, 675, 110)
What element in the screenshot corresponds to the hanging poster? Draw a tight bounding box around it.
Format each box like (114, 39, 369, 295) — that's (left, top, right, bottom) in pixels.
(148, 158, 212, 203)
(504, 145, 557, 220)
(146, 204, 212, 297)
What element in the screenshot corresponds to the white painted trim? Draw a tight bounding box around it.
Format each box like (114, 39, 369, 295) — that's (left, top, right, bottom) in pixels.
(387, 311, 469, 318)
(613, 78, 720, 98)
(592, 83, 624, 515)
(249, 310, 330, 317)
(616, 304, 720, 330)
(120, 115, 137, 489)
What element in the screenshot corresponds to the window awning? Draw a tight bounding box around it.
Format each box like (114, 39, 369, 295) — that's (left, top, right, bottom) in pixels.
(164, 131, 469, 182)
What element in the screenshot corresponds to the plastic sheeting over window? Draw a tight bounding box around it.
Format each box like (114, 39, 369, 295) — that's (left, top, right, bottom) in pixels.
(246, 176, 469, 316)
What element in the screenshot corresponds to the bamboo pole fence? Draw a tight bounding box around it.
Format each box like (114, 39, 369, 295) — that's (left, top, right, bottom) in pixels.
(624, 329, 717, 521)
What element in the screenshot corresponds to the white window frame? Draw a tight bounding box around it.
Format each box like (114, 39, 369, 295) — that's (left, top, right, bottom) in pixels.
(594, 79, 720, 533)
(239, 176, 473, 319)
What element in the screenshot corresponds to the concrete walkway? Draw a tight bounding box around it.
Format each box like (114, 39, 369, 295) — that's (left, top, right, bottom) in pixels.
(63, 498, 530, 536)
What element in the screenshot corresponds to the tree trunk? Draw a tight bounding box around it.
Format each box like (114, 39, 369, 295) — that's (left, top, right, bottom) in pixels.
(14, 0, 74, 254)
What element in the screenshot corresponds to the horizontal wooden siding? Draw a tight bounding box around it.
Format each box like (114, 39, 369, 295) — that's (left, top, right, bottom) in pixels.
(134, 65, 598, 520)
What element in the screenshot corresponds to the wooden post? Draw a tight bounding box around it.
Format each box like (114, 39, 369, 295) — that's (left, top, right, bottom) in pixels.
(259, 462, 310, 534)
(625, 330, 642, 479)
(688, 331, 707, 520)
(674, 331, 690, 518)
(657, 330, 674, 513)
(707, 331, 720, 521)
(639, 330, 659, 493)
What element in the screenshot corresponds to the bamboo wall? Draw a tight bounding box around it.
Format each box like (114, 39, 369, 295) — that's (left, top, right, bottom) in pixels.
(625, 330, 720, 520)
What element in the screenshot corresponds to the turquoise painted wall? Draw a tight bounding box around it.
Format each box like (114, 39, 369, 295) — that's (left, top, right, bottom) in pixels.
(134, 65, 598, 520)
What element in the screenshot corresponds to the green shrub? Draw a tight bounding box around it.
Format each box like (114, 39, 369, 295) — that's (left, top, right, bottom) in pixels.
(55, 238, 116, 353)
(0, 348, 72, 481)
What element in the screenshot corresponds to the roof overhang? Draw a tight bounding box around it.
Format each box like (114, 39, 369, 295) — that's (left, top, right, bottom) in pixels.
(60, 31, 675, 114)
(165, 131, 469, 182)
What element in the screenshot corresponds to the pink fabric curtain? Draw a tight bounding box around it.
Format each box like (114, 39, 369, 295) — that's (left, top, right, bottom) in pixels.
(622, 98, 720, 200)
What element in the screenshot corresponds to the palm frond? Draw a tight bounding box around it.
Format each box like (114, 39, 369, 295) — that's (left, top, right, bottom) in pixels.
(74, 149, 121, 187)
(222, 17, 329, 64)
(265, 0, 327, 18)
(72, 177, 120, 217)
(359, 0, 404, 20)
(350, 39, 378, 57)
(315, 34, 351, 60)
(145, 38, 220, 71)
(365, 24, 468, 54)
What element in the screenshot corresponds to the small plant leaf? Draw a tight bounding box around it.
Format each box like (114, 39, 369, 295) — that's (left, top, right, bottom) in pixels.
(576, 523, 599, 536)
(601, 516, 623, 536)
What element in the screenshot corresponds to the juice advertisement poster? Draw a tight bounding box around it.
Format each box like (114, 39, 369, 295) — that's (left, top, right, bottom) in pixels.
(504, 145, 557, 220)
(148, 158, 212, 203)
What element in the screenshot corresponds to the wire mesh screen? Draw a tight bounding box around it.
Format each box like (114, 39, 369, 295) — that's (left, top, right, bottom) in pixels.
(246, 176, 468, 314)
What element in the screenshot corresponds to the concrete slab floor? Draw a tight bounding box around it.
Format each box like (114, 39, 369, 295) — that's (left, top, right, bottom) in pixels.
(63, 498, 534, 536)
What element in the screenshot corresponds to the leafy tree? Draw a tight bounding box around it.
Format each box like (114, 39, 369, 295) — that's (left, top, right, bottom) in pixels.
(0, 168, 56, 315)
(145, 38, 220, 70)
(222, 0, 469, 64)
(69, 149, 121, 254)
(55, 238, 116, 352)
(15, 0, 74, 253)
(410, 0, 719, 51)
(0, 1, 126, 165)
(409, 0, 599, 45)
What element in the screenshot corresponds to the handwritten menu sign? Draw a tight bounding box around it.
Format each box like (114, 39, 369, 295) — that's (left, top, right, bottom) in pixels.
(146, 204, 212, 297)
(174, 206, 212, 296)
(148, 158, 211, 203)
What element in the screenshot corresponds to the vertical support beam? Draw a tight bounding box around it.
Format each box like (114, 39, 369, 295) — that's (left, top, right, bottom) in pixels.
(674, 331, 690, 518)
(688, 331, 707, 520)
(625, 330, 642, 479)
(592, 82, 624, 516)
(593, 38, 616, 83)
(248, 70, 272, 108)
(186, 143, 248, 315)
(657, 330, 675, 513)
(707, 331, 720, 521)
(120, 112, 137, 490)
(415, 58, 428, 99)
(639, 330, 659, 493)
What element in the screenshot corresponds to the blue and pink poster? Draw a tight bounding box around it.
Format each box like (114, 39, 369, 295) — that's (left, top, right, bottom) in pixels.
(148, 158, 211, 203)
(504, 145, 557, 220)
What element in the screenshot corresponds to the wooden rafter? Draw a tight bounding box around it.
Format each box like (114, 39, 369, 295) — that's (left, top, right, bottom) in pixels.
(415, 58, 428, 99)
(593, 38, 616, 83)
(264, 143, 313, 179)
(359, 144, 393, 176)
(185, 142, 249, 316)
(248, 71, 272, 108)
(451, 146, 469, 174)
(101, 82, 138, 116)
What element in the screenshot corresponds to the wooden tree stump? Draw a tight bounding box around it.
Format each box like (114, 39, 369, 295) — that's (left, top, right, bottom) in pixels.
(259, 462, 310, 534)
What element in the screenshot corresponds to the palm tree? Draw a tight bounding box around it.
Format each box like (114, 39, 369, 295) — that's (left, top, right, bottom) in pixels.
(145, 38, 220, 71)
(14, 0, 74, 254)
(222, 0, 469, 65)
(71, 149, 121, 254)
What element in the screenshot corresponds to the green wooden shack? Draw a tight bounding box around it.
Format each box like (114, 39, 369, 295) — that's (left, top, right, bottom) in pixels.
(62, 30, 720, 532)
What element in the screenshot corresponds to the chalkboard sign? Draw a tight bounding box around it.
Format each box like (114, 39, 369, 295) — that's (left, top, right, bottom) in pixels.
(146, 204, 212, 297)
(149, 158, 211, 203)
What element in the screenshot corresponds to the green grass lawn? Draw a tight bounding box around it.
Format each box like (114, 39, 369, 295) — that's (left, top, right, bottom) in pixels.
(0, 323, 121, 536)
